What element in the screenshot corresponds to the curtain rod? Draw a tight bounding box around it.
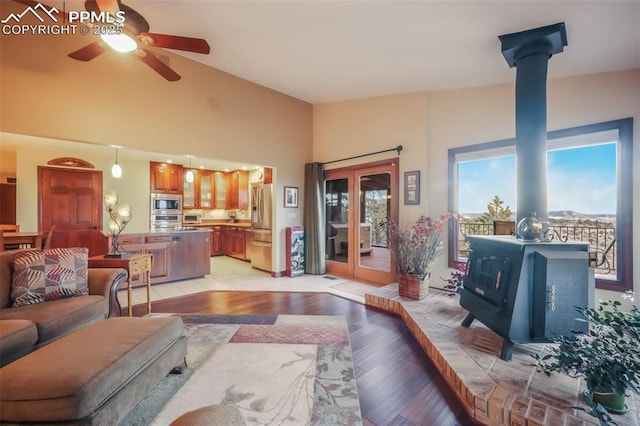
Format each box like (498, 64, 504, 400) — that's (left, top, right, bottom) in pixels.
(322, 145, 403, 165)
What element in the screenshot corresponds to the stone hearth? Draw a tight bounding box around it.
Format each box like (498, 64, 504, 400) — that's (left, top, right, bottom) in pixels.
(365, 285, 639, 426)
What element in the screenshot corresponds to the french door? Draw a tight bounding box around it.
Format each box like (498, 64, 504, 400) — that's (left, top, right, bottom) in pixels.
(324, 159, 399, 284)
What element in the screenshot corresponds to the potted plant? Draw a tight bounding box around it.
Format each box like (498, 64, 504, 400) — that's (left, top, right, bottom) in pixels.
(441, 261, 467, 297)
(386, 213, 451, 300)
(536, 296, 640, 418)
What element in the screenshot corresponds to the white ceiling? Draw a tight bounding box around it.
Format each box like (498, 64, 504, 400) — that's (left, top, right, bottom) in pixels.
(121, 0, 639, 104)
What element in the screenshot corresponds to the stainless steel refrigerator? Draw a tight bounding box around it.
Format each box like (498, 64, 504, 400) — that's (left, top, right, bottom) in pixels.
(249, 183, 272, 271)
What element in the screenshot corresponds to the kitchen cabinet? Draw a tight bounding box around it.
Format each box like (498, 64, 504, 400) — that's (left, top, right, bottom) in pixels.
(150, 162, 183, 194)
(227, 170, 249, 210)
(214, 172, 227, 209)
(183, 169, 197, 208)
(183, 169, 210, 209)
(183, 170, 224, 209)
(199, 171, 214, 208)
(210, 226, 223, 256)
(222, 226, 246, 260)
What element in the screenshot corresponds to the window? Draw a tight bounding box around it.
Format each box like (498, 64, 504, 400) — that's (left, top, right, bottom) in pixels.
(448, 118, 633, 292)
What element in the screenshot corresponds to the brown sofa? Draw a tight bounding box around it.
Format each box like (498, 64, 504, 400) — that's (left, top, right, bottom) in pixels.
(0, 249, 188, 425)
(0, 249, 127, 366)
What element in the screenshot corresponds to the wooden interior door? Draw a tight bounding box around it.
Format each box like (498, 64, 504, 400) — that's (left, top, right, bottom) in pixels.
(38, 167, 108, 256)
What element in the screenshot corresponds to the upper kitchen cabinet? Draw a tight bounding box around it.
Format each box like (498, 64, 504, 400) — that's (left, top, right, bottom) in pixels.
(199, 171, 214, 208)
(227, 170, 249, 210)
(183, 169, 197, 208)
(214, 172, 227, 209)
(183, 169, 223, 209)
(150, 162, 183, 194)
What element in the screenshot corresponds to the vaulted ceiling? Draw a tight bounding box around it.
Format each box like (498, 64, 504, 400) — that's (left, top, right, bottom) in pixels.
(12, 0, 640, 104)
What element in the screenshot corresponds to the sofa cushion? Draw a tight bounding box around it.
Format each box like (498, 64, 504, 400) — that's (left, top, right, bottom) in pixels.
(11, 248, 89, 307)
(0, 295, 106, 343)
(0, 319, 38, 366)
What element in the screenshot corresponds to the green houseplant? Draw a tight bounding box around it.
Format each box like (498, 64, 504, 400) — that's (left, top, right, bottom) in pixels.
(386, 213, 451, 300)
(537, 296, 640, 419)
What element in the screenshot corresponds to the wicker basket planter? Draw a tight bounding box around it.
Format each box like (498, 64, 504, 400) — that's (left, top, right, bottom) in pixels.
(398, 273, 428, 300)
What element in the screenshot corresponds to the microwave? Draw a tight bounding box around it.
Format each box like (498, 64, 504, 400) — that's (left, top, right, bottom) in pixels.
(183, 213, 202, 224)
(150, 193, 182, 215)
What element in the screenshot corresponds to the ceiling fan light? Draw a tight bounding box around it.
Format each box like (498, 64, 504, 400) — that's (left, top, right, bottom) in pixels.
(101, 33, 137, 53)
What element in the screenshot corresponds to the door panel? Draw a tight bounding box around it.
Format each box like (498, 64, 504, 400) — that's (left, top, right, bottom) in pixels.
(39, 167, 107, 256)
(325, 160, 398, 285)
(325, 172, 353, 279)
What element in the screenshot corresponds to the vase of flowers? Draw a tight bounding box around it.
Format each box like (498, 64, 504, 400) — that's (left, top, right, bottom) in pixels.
(536, 295, 640, 418)
(386, 213, 451, 300)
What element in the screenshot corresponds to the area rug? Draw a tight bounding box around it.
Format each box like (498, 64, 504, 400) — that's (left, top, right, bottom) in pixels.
(121, 314, 362, 426)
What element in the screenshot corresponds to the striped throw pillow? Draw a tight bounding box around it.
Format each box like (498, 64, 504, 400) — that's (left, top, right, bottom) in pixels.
(11, 248, 89, 307)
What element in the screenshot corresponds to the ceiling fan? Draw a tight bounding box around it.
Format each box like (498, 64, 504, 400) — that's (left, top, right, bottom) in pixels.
(15, 0, 211, 81)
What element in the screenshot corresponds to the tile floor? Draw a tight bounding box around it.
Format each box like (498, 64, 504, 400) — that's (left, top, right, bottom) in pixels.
(118, 256, 370, 309)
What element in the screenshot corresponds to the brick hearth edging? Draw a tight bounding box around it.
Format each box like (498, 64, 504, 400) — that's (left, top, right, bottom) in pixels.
(364, 284, 639, 426)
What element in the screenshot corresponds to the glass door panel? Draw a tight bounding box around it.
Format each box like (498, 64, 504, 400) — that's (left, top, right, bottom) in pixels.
(214, 172, 227, 209)
(325, 177, 350, 265)
(357, 172, 391, 273)
(183, 170, 196, 208)
(200, 172, 213, 208)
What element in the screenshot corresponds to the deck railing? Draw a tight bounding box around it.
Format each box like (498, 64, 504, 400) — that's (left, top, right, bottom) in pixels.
(457, 222, 616, 275)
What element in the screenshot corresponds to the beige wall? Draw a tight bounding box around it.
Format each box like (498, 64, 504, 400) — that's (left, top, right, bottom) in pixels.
(313, 69, 640, 300)
(1, 0, 638, 293)
(0, 2, 313, 273)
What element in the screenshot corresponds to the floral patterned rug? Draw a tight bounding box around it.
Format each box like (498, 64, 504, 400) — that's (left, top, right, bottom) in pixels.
(121, 314, 362, 426)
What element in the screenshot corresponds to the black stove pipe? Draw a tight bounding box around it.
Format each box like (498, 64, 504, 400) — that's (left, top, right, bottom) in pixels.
(499, 23, 567, 228)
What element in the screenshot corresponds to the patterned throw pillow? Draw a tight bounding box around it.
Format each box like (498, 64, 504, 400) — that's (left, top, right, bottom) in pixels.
(11, 248, 89, 307)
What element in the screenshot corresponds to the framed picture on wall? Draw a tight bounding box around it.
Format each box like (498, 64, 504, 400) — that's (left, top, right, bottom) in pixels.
(404, 170, 420, 205)
(284, 186, 299, 208)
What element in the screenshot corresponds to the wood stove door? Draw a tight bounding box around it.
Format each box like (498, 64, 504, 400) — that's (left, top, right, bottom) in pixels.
(464, 253, 513, 307)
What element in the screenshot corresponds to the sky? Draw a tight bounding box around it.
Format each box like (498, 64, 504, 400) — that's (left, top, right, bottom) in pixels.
(458, 143, 617, 215)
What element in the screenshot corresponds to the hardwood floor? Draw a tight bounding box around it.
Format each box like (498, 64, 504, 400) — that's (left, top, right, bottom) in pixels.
(133, 291, 475, 426)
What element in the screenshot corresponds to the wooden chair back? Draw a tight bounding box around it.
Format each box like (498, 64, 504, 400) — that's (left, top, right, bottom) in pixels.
(43, 225, 57, 250)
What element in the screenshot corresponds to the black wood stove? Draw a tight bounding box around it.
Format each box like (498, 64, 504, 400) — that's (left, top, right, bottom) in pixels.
(460, 236, 594, 361)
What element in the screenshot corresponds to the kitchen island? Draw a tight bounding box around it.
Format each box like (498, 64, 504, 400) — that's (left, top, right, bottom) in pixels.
(116, 230, 211, 286)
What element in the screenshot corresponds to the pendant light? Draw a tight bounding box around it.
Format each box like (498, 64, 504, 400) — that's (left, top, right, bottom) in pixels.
(111, 147, 122, 178)
(185, 156, 194, 183)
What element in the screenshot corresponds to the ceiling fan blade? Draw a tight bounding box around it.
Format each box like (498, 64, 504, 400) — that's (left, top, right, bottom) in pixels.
(140, 33, 211, 54)
(94, 0, 120, 14)
(68, 42, 106, 61)
(11, 0, 68, 21)
(137, 49, 181, 81)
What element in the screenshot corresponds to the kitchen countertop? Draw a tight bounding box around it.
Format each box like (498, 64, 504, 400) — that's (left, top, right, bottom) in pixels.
(145, 229, 213, 234)
(187, 222, 252, 228)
